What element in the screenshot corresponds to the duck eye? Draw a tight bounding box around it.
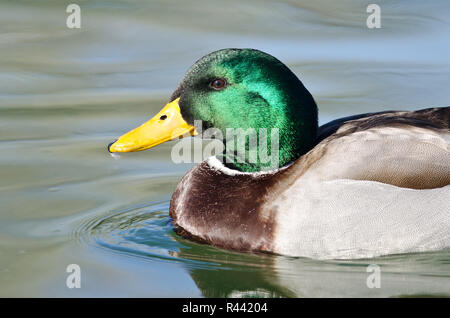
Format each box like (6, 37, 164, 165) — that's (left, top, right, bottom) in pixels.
(210, 78, 226, 90)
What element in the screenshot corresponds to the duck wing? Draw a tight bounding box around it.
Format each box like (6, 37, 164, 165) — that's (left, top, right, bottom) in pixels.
(317, 107, 449, 143)
(311, 107, 450, 189)
(267, 107, 449, 258)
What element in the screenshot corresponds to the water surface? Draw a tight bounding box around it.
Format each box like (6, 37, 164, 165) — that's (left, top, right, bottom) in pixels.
(1, 0, 449, 297)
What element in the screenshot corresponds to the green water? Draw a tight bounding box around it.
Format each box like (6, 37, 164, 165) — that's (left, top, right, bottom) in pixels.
(0, 0, 449, 297)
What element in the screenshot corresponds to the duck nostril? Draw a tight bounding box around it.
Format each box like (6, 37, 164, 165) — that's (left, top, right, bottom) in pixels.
(160, 115, 167, 120)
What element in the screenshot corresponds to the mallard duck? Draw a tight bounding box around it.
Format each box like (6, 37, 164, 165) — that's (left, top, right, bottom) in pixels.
(108, 48, 450, 259)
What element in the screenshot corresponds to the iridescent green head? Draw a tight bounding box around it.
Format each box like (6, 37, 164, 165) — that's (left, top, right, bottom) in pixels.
(171, 48, 318, 172)
(109, 48, 318, 172)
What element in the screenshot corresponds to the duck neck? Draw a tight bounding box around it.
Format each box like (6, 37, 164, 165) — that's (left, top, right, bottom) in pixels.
(220, 129, 315, 173)
(221, 98, 318, 173)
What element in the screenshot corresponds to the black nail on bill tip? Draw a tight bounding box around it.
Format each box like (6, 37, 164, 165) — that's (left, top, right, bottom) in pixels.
(107, 140, 117, 153)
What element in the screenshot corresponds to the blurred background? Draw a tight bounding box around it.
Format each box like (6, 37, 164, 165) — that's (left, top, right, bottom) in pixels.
(0, 0, 449, 297)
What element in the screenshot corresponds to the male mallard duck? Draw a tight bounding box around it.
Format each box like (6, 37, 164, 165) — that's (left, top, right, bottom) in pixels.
(109, 48, 450, 259)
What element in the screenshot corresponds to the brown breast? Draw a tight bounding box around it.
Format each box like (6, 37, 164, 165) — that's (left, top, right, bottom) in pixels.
(169, 161, 286, 252)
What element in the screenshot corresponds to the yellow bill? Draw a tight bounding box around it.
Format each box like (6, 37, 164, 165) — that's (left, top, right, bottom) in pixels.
(108, 98, 196, 153)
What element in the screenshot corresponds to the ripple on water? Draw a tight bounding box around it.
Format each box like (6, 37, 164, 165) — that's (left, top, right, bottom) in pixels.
(75, 200, 276, 272)
(74, 202, 450, 297)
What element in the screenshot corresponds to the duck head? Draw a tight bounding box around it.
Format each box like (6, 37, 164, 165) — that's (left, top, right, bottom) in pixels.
(108, 48, 318, 172)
